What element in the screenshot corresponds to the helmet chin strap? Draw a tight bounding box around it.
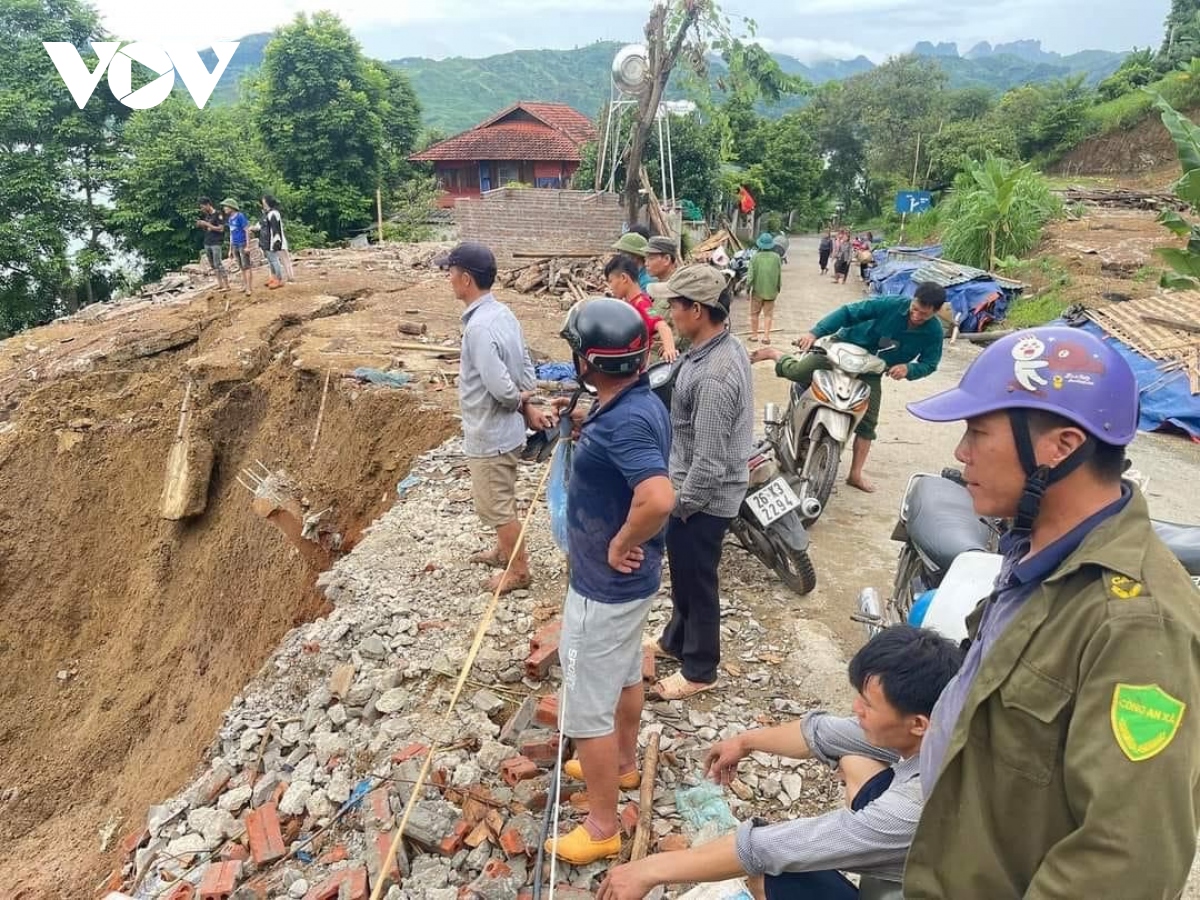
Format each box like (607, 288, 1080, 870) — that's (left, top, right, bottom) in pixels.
(1007, 408, 1096, 535)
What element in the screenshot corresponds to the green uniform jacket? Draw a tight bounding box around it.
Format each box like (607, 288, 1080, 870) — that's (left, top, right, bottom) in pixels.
(748, 249, 782, 300)
(905, 490, 1200, 899)
(811, 296, 942, 380)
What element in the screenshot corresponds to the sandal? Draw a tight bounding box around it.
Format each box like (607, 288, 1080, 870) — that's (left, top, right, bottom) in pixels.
(650, 671, 718, 701)
(470, 548, 507, 570)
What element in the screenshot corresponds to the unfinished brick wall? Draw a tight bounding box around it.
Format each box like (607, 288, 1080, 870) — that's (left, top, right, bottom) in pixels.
(453, 189, 625, 266)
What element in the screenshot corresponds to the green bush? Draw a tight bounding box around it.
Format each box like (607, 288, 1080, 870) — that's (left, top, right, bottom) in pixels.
(1085, 89, 1155, 134)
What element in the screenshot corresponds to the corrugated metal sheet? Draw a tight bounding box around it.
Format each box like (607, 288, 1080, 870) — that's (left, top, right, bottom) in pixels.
(910, 257, 1025, 292)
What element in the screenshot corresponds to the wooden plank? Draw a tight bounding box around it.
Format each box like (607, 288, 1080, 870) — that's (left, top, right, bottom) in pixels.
(1141, 314, 1200, 335)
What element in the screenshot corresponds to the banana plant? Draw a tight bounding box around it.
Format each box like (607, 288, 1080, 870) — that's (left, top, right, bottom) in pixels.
(1151, 92, 1200, 288)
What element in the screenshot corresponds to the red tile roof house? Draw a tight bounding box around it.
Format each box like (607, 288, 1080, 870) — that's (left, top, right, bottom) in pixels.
(410, 102, 598, 207)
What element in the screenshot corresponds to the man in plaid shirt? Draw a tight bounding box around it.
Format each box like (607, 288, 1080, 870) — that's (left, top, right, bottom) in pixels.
(645, 265, 753, 700)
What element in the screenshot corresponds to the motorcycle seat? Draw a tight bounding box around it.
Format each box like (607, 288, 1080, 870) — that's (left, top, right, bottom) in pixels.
(906, 476, 993, 573)
(1152, 520, 1200, 576)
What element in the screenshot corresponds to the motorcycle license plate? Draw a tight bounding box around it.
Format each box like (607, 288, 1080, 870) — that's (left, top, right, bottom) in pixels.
(746, 477, 801, 527)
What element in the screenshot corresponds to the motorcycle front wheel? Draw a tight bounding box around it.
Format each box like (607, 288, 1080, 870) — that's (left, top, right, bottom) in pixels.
(801, 431, 842, 527)
(889, 544, 925, 624)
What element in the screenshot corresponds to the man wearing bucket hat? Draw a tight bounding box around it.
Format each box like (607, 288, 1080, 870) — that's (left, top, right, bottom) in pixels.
(747, 233, 783, 345)
(612, 232, 652, 291)
(902, 326, 1200, 899)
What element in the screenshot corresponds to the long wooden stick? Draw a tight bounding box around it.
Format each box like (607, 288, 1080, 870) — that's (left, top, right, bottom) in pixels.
(630, 732, 661, 862)
(310, 370, 331, 454)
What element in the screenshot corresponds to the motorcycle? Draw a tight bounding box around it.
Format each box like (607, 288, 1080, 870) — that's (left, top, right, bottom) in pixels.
(647, 359, 817, 596)
(763, 337, 888, 527)
(722, 248, 753, 296)
(856, 468, 1200, 642)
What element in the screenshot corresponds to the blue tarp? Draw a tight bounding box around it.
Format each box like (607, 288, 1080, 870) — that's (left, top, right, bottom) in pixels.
(536, 362, 576, 382)
(868, 247, 1014, 333)
(1076, 321, 1200, 441)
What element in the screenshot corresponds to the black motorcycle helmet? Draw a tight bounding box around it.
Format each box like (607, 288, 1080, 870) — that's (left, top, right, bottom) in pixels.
(560, 297, 649, 378)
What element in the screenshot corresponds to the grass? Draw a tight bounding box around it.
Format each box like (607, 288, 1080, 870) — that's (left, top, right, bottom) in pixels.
(1133, 264, 1160, 283)
(998, 256, 1074, 328)
(1085, 89, 1155, 134)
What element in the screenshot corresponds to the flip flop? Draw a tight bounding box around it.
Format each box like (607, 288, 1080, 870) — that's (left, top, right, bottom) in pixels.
(650, 671, 718, 701)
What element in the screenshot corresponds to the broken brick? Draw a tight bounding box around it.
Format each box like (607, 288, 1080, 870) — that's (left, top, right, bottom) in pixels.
(163, 884, 196, 900)
(303, 865, 368, 900)
(464, 818, 492, 849)
(199, 860, 241, 899)
(500, 756, 540, 787)
(243, 801, 285, 866)
(518, 731, 562, 766)
(657, 833, 690, 853)
(438, 819, 472, 857)
(499, 814, 540, 858)
(364, 787, 392, 829)
(642, 646, 656, 682)
(525, 620, 562, 679)
(499, 696, 536, 745)
(191, 761, 235, 806)
(390, 742, 429, 765)
(621, 802, 640, 837)
(534, 695, 560, 729)
(317, 843, 349, 865)
(365, 830, 406, 892)
(119, 826, 150, 858)
(221, 843, 250, 863)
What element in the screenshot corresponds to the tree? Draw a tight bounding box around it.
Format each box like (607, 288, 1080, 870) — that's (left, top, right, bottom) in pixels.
(1, 0, 129, 335)
(254, 12, 420, 238)
(992, 77, 1093, 160)
(1098, 48, 1158, 101)
(924, 119, 1018, 190)
(1160, 0, 1200, 72)
(752, 113, 822, 221)
(110, 98, 273, 280)
(645, 114, 723, 215)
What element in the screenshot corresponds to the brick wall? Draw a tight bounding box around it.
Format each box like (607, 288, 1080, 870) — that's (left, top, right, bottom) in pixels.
(453, 189, 625, 266)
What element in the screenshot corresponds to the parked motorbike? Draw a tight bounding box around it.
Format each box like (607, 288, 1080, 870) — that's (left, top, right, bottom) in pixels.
(763, 337, 888, 527)
(722, 248, 753, 296)
(647, 359, 817, 596)
(856, 468, 1200, 641)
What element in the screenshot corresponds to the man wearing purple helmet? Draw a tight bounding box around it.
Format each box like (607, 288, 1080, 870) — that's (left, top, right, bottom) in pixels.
(901, 326, 1200, 899)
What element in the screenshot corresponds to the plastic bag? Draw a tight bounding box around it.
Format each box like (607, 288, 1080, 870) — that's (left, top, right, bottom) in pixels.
(675, 782, 739, 840)
(548, 430, 573, 554)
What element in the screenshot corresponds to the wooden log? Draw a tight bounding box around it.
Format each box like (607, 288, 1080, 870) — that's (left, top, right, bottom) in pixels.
(391, 342, 461, 354)
(630, 732, 661, 862)
(1140, 314, 1200, 335)
(511, 251, 603, 259)
(960, 329, 1016, 344)
(396, 322, 428, 336)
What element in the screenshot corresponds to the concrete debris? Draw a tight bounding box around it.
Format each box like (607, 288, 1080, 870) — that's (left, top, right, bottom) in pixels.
(125, 438, 843, 900)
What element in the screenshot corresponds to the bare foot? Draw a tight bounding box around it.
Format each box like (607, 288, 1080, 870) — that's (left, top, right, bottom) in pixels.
(846, 474, 877, 493)
(487, 570, 532, 594)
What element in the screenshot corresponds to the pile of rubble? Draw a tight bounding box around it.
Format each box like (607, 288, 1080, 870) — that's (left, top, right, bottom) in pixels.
(110, 439, 841, 900)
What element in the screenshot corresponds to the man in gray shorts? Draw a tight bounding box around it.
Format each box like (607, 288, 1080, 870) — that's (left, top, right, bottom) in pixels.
(196, 196, 230, 293)
(546, 297, 675, 866)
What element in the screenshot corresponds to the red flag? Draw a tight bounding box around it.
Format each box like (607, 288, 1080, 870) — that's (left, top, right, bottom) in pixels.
(738, 185, 756, 214)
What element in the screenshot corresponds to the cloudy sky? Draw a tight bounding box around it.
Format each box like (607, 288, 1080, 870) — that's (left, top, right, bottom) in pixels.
(93, 0, 1168, 63)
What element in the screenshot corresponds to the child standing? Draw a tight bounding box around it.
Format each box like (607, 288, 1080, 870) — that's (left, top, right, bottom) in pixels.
(603, 255, 678, 362)
(222, 198, 252, 296)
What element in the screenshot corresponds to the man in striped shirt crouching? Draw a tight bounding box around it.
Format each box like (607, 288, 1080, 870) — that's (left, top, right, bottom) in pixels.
(598, 625, 962, 900)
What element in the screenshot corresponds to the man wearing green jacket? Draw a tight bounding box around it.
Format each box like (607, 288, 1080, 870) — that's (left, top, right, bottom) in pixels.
(751, 283, 946, 492)
(902, 326, 1200, 899)
(748, 232, 783, 345)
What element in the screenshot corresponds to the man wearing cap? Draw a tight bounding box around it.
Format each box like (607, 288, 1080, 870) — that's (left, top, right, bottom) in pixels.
(902, 326, 1200, 899)
(751, 283, 947, 493)
(438, 241, 553, 594)
(612, 232, 652, 290)
(645, 236, 687, 351)
(646, 265, 753, 701)
(747, 233, 783, 345)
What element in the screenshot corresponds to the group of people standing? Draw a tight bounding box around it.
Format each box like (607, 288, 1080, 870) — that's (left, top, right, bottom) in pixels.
(196, 195, 292, 295)
(819, 229, 875, 285)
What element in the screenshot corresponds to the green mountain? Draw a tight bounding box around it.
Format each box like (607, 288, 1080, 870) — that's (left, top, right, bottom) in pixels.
(208, 36, 1129, 133)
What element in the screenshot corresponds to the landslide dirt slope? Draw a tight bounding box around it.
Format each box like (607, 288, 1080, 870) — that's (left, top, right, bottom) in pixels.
(1052, 107, 1198, 182)
(0, 255, 563, 898)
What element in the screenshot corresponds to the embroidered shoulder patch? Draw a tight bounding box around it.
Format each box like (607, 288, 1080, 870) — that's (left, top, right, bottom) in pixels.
(1107, 574, 1143, 600)
(1111, 683, 1186, 762)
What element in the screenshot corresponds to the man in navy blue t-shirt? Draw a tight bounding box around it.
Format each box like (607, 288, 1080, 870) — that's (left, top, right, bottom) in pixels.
(546, 298, 675, 867)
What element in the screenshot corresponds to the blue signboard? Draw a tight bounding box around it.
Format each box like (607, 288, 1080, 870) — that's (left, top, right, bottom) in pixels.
(895, 191, 933, 214)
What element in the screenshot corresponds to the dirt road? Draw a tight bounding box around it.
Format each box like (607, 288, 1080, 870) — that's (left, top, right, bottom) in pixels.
(733, 234, 1200, 661)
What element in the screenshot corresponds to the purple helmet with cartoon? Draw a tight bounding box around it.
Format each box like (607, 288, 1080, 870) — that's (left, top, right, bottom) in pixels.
(908, 326, 1139, 445)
